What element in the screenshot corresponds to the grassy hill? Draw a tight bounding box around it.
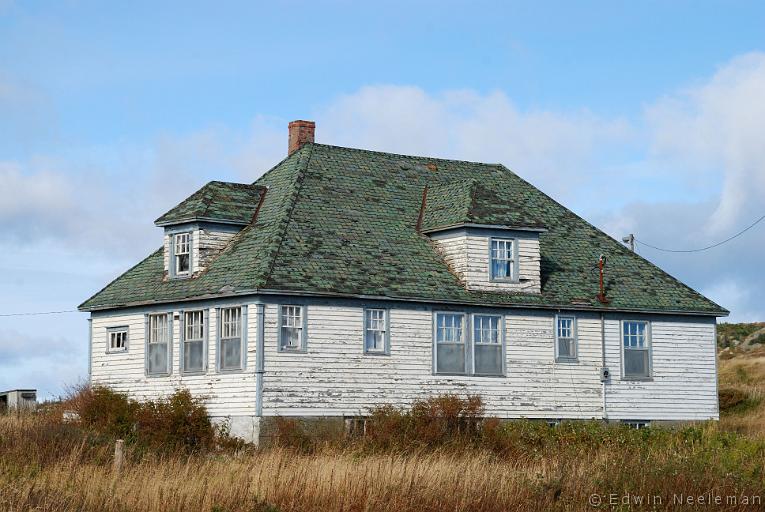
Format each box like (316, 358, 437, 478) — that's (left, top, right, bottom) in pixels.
(717, 322, 765, 437)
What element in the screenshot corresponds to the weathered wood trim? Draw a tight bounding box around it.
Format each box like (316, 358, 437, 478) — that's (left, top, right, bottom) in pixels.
(255, 303, 265, 417)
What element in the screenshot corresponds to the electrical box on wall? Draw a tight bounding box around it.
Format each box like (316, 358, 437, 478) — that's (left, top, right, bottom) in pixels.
(600, 367, 611, 382)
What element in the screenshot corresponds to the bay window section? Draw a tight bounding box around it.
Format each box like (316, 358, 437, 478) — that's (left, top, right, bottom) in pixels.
(182, 310, 206, 373)
(219, 306, 244, 371)
(435, 313, 466, 374)
(473, 315, 503, 375)
(146, 313, 170, 376)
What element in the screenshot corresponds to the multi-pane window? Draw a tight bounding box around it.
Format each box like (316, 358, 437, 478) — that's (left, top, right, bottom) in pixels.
(147, 314, 170, 375)
(174, 232, 191, 275)
(364, 309, 387, 353)
(490, 239, 514, 280)
(556, 316, 577, 361)
(219, 307, 243, 371)
(280, 305, 305, 351)
(108, 327, 128, 353)
(435, 313, 466, 374)
(473, 315, 502, 375)
(623, 321, 650, 379)
(183, 310, 205, 372)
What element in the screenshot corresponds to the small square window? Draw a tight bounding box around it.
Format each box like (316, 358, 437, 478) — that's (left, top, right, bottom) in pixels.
(107, 327, 128, 353)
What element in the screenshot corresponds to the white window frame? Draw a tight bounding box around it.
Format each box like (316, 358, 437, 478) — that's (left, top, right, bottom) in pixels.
(217, 306, 247, 372)
(554, 315, 578, 362)
(363, 308, 390, 355)
(472, 314, 505, 376)
(433, 312, 467, 375)
(181, 309, 208, 374)
(145, 313, 172, 376)
(489, 237, 517, 282)
(172, 231, 192, 277)
(106, 326, 129, 353)
(621, 320, 652, 380)
(278, 305, 307, 352)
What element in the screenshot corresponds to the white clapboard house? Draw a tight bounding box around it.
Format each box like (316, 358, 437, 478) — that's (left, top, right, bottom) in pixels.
(80, 120, 727, 442)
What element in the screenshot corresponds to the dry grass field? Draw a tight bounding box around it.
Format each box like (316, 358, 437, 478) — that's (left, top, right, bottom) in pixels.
(2, 347, 765, 512)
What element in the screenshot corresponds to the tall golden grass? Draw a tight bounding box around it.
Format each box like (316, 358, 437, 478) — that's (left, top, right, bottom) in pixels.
(2, 410, 764, 511)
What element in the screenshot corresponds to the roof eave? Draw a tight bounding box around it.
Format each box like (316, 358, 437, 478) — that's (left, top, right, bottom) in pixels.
(154, 217, 251, 228)
(422, 222, 548, 235)
(79, 287, 728, 317)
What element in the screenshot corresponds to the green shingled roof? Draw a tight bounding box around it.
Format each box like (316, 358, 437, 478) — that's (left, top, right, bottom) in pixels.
(421, 178, 547, 233)
(155, 181, 267, 226)
(80, 143, 727, 316)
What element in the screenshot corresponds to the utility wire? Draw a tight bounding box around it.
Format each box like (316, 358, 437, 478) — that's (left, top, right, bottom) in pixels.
(0, 309, 79, 317)
(635, 212, 765, 253)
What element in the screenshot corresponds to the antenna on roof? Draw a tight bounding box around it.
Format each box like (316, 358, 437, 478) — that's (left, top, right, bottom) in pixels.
(622, 234, 635, 252)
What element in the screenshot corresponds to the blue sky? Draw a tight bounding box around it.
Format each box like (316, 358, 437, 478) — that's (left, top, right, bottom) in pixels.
(1, 1, 764, 399)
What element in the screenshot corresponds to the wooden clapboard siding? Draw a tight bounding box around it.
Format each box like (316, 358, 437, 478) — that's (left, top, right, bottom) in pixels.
(604, 315, 718, 420)
(90, 306, 258, 418)
(162, 224, 240, 276)
(432, 232, 542, 294)
(90, 299, 718, 422)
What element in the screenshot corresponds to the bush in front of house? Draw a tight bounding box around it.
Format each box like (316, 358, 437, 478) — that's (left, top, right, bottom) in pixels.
(70, 386, 223, 453)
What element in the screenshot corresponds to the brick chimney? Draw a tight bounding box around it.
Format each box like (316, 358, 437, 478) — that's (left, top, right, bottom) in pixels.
(288, 120, 315, 155)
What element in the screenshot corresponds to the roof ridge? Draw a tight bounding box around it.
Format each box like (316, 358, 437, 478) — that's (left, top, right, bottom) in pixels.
(310, 142, 505, 168)
(262, 144, 315, 288)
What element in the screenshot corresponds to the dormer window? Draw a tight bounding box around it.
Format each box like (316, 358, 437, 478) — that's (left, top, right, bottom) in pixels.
(490, 238, 515, 281)
(173, 232, 191, 276)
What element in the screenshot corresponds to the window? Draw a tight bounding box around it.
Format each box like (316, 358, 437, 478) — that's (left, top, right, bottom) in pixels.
(623, 420, 650, 430)
(146, 314, 170, 375)
(555, 316, 577, 361)
(173, 232, 191, 276)
(473, 315, 503, 375)
(490, 239, 515, 280)
(435, 313, 466, 374)
(107, 327, 128, 353)
(279, 305, 305, 351)
(364, 308, 388, 354)
(219, 307, 244, 371)
(622, 320, 650, 379)
(182, 310, 206, 373)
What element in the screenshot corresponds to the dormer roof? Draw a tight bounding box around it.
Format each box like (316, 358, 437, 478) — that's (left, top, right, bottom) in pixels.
(154, 181, 267, 227)
(420, 178, 547, 234)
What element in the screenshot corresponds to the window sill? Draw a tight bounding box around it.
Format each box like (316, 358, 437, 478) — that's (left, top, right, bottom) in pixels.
(217, 367, 246, 374)
(555, 358, 578, 364)
(180, 370, 207, 376)
(146, 372, 172, 378)
(107, 349, 128, 354)
(278, 348, 307, 354)
(433, 372, 506, 378)
(363, 351, 390, 356)
(622, 376, 653, 382)
(489, 278, 520, 284)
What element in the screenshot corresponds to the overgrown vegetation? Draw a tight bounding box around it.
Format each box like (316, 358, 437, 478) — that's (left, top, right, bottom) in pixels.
(4, 335, 765, 512)
(2, 387, 765, 511)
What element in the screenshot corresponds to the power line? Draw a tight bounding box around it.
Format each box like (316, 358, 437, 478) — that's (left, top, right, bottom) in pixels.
(634, 212, 765, 253)
(0, 309, 79, 318)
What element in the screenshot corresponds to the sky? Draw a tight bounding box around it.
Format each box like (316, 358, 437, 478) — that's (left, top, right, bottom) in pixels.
(1, 1, 764, 399)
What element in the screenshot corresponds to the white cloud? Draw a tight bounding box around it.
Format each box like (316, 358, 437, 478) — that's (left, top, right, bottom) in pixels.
(647, 52, 765, 233)
(318, 85, 629, 200)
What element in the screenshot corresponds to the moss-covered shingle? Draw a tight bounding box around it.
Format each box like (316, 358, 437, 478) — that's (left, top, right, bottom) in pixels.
(80, 143, 727, 316)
